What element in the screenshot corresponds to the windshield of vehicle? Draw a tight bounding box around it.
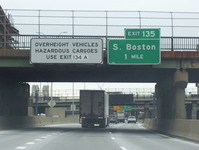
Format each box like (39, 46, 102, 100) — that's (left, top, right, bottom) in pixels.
(128, 116, 135, 118)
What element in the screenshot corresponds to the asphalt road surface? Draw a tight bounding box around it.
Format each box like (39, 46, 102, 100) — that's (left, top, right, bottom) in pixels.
(0, 122, 199, 150)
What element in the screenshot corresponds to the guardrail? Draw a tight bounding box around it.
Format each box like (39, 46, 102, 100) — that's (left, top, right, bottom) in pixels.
(1, 35, 199, 51)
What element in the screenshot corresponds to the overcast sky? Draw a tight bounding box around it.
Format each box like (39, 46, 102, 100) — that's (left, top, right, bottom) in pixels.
(1, 0, 199, 12)
(1, 0, 198, 92)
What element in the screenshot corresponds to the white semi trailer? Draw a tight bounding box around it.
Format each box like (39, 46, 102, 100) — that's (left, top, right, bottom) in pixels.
(80, 90, 109, 128)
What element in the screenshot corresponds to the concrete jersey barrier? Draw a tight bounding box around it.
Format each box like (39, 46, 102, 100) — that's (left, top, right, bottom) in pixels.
(144, 118, 199, 141)
(0, 116, 79, 129)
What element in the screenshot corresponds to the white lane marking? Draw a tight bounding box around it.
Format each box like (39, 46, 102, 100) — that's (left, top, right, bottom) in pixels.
(35, 138, 42, 141)
(137, 123, 145, 129)
(156, 133, 171, 138)
(17, 132, 62, 150)
(16, 146, 26, 149)
(111, 137, 115, 140)
(26, 142, 35, 145)
(120, 146, 128, 150)
(52, 132, 62, 136)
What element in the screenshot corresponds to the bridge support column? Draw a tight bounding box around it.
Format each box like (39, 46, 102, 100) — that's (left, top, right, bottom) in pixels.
(156, 77, 174, 119)
(173, 70, 188, 119)
(191, 102, 198, 119)
(0, 79, 29, 116)
(156, 70, 188, 119)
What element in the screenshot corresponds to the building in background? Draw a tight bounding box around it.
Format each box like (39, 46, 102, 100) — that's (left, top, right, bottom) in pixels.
(42, 85, 49, 101)
(31, 85, 39, 97)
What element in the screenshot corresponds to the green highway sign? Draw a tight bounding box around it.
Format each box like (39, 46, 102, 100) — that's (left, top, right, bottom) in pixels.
(122, 106, 132, 110)
(108, 39, 160, 65)
(108, 28, 161, 65)
(125, 28, 160, 39)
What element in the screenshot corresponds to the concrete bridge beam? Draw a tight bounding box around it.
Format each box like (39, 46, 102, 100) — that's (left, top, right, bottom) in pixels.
(156, 76, 174, 119)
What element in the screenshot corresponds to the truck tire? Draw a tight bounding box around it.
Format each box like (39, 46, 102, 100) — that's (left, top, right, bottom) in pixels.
(82, 124, 86, 128)
(82, 120, 88, 128)
(82, 122, 87, 128)
(99, 120, 106, 128)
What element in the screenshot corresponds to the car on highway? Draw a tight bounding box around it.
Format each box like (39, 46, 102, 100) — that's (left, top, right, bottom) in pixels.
(127, 116, 136, 123)
(109, 115, 118, 124)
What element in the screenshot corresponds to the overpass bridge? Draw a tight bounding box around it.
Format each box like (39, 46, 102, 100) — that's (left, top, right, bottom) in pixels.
(0, 8, 199, 140)
(1, 43, 199, 120)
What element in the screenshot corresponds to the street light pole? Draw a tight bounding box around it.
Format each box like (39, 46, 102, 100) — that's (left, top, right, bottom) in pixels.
(35, 90, 39, 116)
(152, 93, 156, 118)
(51, 82, 53, 101)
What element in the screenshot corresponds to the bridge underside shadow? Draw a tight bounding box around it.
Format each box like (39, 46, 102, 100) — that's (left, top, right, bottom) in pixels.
(0, 65, 177, 82)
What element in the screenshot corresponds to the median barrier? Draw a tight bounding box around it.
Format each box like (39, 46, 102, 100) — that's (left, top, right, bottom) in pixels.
(0, 116, 79, 129)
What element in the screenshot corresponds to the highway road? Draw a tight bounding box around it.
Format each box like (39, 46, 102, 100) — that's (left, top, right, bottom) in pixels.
(0, 123, 199, 150)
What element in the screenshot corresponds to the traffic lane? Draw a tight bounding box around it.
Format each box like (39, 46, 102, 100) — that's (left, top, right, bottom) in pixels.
(16, 123, 199, 150)
(108, 122, 199, 150)
(0, 125, 72, 150)
(0, 123, 199, 150)
(31, 127, 121, 150)
(11, 124, 122, 150)
(0, 123, 141, 150)
(0, 124, 121, 150)
(34, 123, 199, 150)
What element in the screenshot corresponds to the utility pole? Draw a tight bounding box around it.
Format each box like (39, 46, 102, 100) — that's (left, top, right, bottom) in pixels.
(152, 92, 156, 118)
(35, 90, 39, 116)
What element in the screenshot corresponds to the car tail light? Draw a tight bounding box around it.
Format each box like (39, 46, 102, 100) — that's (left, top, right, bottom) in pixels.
(98, 117, 103, 119)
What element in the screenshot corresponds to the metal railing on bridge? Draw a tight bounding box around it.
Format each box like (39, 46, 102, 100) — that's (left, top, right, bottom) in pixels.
(1, 9, 199, 50)
(2, 34, 199, 51)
